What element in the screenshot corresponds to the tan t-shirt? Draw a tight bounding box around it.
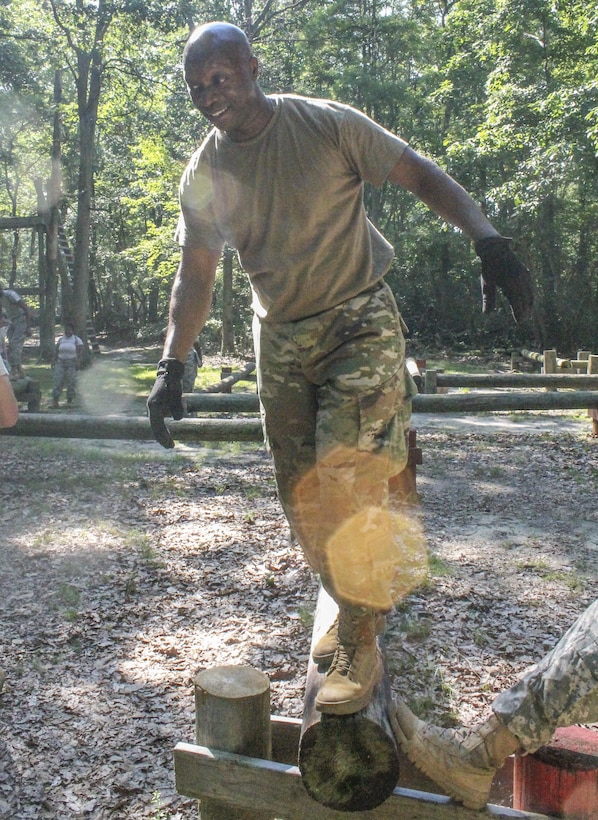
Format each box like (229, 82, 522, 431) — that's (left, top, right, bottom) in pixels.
(176, 95, 407, 322)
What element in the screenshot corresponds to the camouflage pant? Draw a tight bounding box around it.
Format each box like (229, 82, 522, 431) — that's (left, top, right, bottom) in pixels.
(52, 359, 78, 402)
(182, 350, 199, 393)
(494, 599, 598, 752)
(7, 315, 27, 370)
(254, 281, 421, 609)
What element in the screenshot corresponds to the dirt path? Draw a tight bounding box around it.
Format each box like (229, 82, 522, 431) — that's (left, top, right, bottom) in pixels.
(1, 415, 597, 818)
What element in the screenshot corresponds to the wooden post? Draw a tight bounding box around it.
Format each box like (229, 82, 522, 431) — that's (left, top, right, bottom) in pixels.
(577, 351, 590, 375)
(194, 665, 272, 819)
(513, 726, 598, 818)
(542, 349, 557, 375)
(389, 429, 422, 504)
(298, 588, 400, 812)
(219, 366, 233, 393)
(588, 355, 598, 435)
(424, 369, 438, 394)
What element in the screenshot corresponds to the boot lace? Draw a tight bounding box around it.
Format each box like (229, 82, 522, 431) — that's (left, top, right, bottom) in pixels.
(329, 643, 354, 677)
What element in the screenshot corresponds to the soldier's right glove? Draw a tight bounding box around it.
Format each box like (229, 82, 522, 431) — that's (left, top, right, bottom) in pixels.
(147, 357, 185, 449)
(475, 236, 534, 323)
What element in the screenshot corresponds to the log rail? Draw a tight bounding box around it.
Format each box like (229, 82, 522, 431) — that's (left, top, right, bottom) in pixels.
(2, 386, 598, 441)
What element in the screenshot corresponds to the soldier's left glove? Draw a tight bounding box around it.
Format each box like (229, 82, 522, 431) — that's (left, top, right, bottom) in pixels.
(147, 358, 185, 449)
(475, 236, 534, 323)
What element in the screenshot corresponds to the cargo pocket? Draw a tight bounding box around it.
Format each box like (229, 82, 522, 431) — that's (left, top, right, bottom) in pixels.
(357, 371, 409, 477)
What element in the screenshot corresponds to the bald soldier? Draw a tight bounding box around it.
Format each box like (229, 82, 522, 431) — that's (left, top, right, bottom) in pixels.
(148, 22, 533, 715)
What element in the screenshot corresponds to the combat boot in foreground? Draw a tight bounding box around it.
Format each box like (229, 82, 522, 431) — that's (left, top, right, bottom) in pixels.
(391, 700, 521, 809)
(315, 606, 383, 715)
(312, 613, 387, 666)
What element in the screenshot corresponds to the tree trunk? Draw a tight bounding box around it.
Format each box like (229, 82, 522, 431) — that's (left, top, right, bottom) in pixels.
(72, 59, 94, 355)
(38, 70, 63, 362)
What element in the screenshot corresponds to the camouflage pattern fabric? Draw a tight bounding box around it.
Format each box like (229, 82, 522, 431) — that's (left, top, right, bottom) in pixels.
(6, 314, 28, 370)
(182, 349, 199, 393)
(52, 359, 78, 404)
(254, 281, 423, 609)
(493, 599, 598, 752)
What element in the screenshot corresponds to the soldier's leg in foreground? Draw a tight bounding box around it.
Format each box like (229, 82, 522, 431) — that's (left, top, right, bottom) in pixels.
(255, 285, 420, 714)
(392, 599, 598, 809)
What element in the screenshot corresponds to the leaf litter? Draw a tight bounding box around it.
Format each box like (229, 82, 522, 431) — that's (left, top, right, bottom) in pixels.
(1, 418, 597, 818)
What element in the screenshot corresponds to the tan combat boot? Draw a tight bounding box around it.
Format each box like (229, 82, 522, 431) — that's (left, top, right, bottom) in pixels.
(312, 616, 340, 665)
(312, 613, 387, 666)
(315, 606, 383, 715)
(391, 700, 521, 809)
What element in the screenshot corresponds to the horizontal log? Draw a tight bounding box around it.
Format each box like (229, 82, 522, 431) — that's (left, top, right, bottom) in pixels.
(412, 390, 598, 413)
(0, 413, 264, 441)
(185, 392, 260, 412)
(174, 742, 553, 819)
(433, 374, 598, 389)
(3, 389, 597, 441)
(520, 349, 576, 369)
(187, 386, 598, 413)
(201, 361, 256, 394)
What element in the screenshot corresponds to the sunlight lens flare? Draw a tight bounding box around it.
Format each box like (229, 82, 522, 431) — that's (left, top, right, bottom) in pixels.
(78, 360, 137, 415)
(326, 506, 427, 610)
(292, 445, 427, 609)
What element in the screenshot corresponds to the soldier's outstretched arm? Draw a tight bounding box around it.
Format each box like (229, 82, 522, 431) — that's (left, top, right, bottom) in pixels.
(388, 147, 533, 322)
(147, 246, 220, 448)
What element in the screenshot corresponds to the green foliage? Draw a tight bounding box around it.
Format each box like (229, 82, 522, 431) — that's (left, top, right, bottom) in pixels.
(1, 0, 597, 351)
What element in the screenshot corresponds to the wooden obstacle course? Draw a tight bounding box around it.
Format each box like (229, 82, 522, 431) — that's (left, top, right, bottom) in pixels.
(4, 384, 598, 442)
(194, 666, 272, 819)
(514, 348, 598, 434)
(516, 348, 598, 375)
(175, 662, 557, 818)
(174, 596, 557, 818)
(298, 589, 400, 812)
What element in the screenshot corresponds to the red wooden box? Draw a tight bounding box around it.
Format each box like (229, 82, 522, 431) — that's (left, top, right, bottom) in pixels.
(513, 726, 598, 818)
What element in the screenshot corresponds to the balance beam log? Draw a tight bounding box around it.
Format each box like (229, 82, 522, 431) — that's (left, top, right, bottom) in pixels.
(298, 588, 400, 812)
(0, 413, 264, 441)
(194, 665, 272, 819)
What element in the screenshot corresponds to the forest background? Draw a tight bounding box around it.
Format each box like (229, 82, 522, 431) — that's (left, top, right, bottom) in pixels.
(1, 0, 597, 360)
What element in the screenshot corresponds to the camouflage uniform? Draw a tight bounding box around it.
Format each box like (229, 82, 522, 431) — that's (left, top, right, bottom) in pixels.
(494, 599, 598, 751)
(254, 281, 418, 608)
(182, 346, 201, 393)
(1, 289, 29, 372)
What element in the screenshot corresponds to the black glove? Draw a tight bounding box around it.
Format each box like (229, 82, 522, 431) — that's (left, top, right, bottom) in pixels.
(147, 358, 185, 449)
(475, 236, 534, 323)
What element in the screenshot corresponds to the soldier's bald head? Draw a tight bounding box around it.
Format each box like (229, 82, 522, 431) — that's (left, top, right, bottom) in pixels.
(184, 22, 253, 68)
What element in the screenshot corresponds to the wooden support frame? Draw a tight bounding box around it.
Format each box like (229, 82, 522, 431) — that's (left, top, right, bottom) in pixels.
(299, 589, 399, 811)
(174, 739, 555, 819)
(194, 666, 272, 819)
